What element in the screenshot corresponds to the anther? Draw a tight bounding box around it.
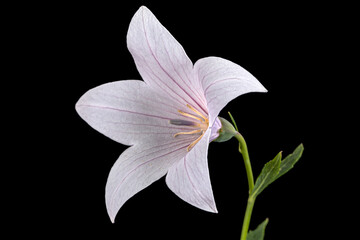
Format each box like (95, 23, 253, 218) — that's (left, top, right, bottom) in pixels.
(185, 104, 207, 122)
(173, 129, 202, 137)
(178, 110, 205, 123)
(187, 131, 206, 151)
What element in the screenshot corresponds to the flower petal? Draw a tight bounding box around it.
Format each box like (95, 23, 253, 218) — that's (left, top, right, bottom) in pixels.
(106, 139, 189, 222)
(209, 117, 221, 142)
(166, 130, 217, 213)
(127, 6, 207, 116)
(76, 80, 197, 146)
(194, 57, 267, 125)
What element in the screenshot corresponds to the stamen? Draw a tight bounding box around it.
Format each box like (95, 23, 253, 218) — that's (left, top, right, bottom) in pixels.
(174, 129, 202, 137)
(186, 104, 208, 122)
(187, 131, 206, 151)
(170, 104, 210, 152)
(178, 110, 205, 123)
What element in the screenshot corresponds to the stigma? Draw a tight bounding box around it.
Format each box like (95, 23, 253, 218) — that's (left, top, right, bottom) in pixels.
(170, 104, 209, 152)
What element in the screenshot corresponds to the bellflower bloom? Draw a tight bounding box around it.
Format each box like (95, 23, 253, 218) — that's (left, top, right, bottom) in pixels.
(76, 6, 267, 222)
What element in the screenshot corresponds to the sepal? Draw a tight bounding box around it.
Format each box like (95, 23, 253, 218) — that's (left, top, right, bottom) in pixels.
(213, 117, 237, 142)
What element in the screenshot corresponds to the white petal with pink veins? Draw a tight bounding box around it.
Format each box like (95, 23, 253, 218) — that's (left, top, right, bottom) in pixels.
(127, 6, 207, 116)
(166, 130, 217, 213)
(106, 138, 191, 222)
(76, 80, 198, 146)
(194, 57, 267, 125)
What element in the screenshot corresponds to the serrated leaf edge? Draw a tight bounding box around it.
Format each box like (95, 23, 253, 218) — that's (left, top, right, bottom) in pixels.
(276, 143, 304, 180)
(251, 152, 281, 198)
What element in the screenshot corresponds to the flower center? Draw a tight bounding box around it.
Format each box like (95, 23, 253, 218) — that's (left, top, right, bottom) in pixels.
(170, 104, 209, 152)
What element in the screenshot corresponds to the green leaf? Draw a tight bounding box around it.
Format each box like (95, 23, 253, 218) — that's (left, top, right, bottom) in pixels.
(250, 144, 304, 199)
(247, 218, 269, 240)
(251, 152, 282, 198)
(276, 143, 304, 180)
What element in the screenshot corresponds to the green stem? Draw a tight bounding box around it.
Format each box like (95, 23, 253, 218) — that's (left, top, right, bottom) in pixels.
(227, 113, 256, 240)
(234, 131, 256, 240)
(240, 196, 256, 240)
(234, 132, 254, 193)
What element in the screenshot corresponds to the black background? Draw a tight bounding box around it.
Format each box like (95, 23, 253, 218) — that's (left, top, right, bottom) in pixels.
(11, 0, 355, 239)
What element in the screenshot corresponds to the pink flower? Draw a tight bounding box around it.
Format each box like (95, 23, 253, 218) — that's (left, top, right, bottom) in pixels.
(76, 6, 266, 222)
